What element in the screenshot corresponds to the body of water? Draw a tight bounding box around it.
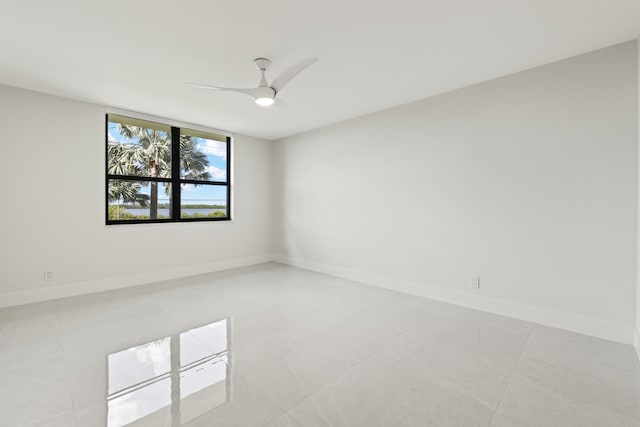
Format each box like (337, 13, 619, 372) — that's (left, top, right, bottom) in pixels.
(125, 208, 226, 216)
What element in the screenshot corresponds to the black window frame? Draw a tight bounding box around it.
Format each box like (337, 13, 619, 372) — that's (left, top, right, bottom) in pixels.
(105, 114, 232, 225)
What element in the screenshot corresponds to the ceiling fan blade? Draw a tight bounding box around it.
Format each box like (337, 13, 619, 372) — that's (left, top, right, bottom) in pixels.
(274, 98, 288, 111)
(186, 82, 259, 97)
(270, 57, 318, 94)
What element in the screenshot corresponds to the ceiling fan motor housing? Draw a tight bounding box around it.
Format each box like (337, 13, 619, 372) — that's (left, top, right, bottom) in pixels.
(254, 86, 276, 105)
(188, 57, 317, 107)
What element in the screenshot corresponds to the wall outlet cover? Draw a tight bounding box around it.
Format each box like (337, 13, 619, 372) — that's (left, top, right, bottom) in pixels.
(469, 275, 480, 288)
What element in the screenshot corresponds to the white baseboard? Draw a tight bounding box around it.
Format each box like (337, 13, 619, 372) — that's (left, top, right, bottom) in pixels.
(275, 255, 635, 345)
(0, 254, 275, 308)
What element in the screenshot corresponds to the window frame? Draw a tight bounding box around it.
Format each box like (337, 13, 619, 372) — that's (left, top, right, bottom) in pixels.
(105, 114, 232, 225)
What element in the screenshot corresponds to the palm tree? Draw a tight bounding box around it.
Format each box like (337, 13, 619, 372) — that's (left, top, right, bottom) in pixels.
(179, 135, 210, 180)
(108, 124, 211, 219)
(107, 180, 149, 219)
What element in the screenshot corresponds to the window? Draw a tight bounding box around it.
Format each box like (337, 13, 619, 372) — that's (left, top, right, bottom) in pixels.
(106, 114, 231, 224)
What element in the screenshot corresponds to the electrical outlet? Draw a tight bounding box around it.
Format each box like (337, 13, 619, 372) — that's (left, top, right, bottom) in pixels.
(44, 271, 55, 281)
(469, 275, 480, 289)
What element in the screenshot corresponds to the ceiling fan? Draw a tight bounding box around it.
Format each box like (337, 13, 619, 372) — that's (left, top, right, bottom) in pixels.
(187, 57, 317, 107)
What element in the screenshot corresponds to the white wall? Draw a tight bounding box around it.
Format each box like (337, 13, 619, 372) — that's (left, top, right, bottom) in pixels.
(274, 41, 638, 344)
(0, 84, 273, 307)
(1, 43, 637, 346)
(636, 37, 640, 356)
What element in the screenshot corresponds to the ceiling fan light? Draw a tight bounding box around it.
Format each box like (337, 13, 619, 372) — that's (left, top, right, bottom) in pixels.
(255, 97, 274, 106)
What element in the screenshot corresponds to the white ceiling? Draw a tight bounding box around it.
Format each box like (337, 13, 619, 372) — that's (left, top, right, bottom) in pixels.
(1, 1, 639, 140)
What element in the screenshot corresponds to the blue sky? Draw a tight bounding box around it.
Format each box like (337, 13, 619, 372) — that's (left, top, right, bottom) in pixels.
(108, 122, 228, 205)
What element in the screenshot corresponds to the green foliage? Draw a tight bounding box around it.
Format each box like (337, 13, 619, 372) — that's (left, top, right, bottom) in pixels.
(108, 181, 149, 207)
(155, 203, 226, 209)
(108, 205, 168, 221)
(108, 122, 213, 219)
(181, 210, 227, 219)
(183, 204, 226, 209)
(179, 136, 210, 180)
(108, 205, 138, 220)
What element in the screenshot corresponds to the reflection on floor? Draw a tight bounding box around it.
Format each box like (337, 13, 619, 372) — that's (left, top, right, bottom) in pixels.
(107, 319, 230, 426)
(0, 263, 638, 426)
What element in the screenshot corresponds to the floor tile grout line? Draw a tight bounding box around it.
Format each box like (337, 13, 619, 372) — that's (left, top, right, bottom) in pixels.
(365, 302, 529, 414)
(431, 376, 501, 414)
(8, 266, 637, 426)
(517, 370, 614, 424)
(239, 295, 450, 416)
(514, 356, 624, 426)
(260, 410, 288, 427)
(278, 302, 450, 416)
(19, 412, 76, 427)
(243, 322, 311, 413)
(52, 299, 79, 427)
(314, 395, 336, 427)
(283, 300, 506, 427)
(486, 324, 627, 426)
(486, 322, 536, 426)
(281, 326, 310, 398)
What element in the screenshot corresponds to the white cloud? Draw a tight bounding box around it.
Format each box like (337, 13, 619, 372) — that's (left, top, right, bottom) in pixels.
(206, 166, 227, 180)
(200, 140, 227, 160)
(181, 184, 197, 192)
(108, 129, 118, 142)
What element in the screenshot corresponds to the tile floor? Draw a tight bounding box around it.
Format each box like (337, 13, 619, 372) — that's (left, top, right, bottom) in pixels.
(0, 263, 639, 426)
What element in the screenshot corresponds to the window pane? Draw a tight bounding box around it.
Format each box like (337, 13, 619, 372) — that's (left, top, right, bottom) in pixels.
(108, 180, 172, 220)
(180, 129, 227, 182)
(180, 184, 227, 219)
(107, 114, 172, 178)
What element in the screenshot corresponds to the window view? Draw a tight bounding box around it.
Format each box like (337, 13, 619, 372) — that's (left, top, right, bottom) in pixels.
(179, 128, 228, 219)
(106, 114, 230, 224)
